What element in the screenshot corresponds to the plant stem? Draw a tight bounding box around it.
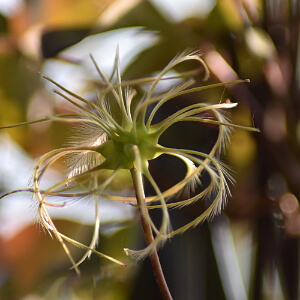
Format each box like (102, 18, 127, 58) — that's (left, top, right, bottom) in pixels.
(130, 168, 173, 300)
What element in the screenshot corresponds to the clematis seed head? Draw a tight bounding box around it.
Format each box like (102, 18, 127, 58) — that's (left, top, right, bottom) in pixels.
(0, 49, 259, 272)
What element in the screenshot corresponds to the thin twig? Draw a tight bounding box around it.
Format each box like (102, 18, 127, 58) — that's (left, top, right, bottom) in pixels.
(130, 168, 173, 300)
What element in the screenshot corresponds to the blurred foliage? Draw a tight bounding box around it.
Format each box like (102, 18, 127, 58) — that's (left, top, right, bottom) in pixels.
(0, 0, 300, 299)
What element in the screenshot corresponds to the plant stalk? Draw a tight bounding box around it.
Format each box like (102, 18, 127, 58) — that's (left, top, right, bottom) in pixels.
(130, 168, 173, 300)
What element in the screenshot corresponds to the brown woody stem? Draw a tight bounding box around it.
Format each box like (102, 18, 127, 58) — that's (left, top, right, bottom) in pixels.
(130, 168, 173, 300)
